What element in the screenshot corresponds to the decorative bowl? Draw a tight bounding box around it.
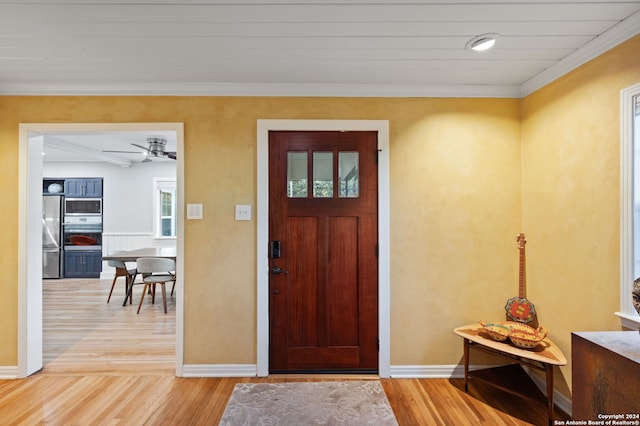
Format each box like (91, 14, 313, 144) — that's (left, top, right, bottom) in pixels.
(502, 321, 538, 334)
(478, 320, 510, 342)
(47, 183, 63, 193)
(508, 326, 548, 349)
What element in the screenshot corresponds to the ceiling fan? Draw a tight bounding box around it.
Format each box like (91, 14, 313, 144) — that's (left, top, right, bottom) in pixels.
(103, 137, 176, 161)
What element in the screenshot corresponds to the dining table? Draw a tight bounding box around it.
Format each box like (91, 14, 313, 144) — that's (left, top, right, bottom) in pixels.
(102, 247, 177, 306)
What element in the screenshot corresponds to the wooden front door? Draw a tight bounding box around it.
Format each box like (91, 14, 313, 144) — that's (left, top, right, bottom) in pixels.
(268, 131, 379, 373)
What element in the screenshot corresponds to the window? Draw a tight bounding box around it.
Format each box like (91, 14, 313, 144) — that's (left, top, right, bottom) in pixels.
(287, 150, 360, 199)
(313, 152, 333, 197)
(287, 152, 308, 198)
(339, 152, 359, 198)
(154, 178, 176, 238)
(619, 83, 640, 328)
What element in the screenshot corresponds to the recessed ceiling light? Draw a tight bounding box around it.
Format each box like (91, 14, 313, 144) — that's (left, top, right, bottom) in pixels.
(466, 33, 500, 52)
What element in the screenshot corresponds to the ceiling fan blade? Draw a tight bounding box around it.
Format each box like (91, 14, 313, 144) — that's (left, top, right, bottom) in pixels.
(131, 143, 150, 152)
(166, 152, 177, 160)
(102, 149, 142, 154)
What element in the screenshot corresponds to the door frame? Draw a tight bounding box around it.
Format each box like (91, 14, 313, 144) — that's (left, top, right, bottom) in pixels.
(256, 119, 390, 377)
(17, 122, 185, 377)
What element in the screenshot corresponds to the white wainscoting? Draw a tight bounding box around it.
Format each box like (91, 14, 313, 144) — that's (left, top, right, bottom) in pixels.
(101, 232, 176, 278)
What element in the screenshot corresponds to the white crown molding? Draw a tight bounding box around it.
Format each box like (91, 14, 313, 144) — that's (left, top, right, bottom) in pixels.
(520, 10, 640, 97)
(0, 82, 522, 98)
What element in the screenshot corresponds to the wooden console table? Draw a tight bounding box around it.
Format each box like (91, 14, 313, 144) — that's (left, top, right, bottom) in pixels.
(454, 324, 567, 426)
(572, 331, 640, 420)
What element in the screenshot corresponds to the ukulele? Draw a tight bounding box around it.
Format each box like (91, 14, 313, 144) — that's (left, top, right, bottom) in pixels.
(504, 233, 537, 324)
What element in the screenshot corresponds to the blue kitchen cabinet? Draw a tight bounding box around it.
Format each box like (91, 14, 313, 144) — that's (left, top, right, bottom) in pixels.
(64, 251, 102, 278)
(64, 178, 103, 197)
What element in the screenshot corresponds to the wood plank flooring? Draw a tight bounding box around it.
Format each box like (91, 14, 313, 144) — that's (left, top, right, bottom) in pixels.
(0, 278, 570, 425)
(42, 278, 175, 375)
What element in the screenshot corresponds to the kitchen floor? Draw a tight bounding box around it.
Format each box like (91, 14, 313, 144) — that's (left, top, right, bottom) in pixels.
(43, 278, 175, 375)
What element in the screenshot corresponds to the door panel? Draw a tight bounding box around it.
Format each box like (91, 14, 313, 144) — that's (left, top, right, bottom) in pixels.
(269, 130, 378, 373)
(288, 216, 318, 347)
(327, 216, 358, 346)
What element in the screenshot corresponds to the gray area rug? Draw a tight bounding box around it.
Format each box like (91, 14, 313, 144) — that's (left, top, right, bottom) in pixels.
(219, 380, 398, 426)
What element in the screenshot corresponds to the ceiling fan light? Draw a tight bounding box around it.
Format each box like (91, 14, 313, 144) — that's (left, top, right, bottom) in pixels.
(466, 33, 499, 51)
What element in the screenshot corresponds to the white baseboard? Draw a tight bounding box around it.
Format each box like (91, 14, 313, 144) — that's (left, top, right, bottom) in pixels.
(524, 366, 573, 417)
(1, 362, 574, 416)
(182, 364, 257, 377)
(389, 364, 572, 417)
(389, 363, 517, 378)
(179, 364, 496, 379)
(390, 364, 465, 378)
(180, 363, 520, 380)
(3, 360, 573, 415)
(0, 366, 20, 379)
(4, 359, 573, 414)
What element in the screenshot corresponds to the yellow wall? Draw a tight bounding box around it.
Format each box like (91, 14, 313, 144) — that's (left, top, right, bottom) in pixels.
(521, 34, 640, 387)
(0, 96, 521, 368)
(1, 34, 638, 400)
(388, 98, 522, 365)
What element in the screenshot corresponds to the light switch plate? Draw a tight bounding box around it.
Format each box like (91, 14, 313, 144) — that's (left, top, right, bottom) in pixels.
(235, 204, 252, 221)
(187, 203, 203, 220)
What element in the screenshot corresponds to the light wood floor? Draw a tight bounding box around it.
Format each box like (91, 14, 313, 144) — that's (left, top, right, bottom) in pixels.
(0, 279, 569, 425)
(42, 278, 176, 375)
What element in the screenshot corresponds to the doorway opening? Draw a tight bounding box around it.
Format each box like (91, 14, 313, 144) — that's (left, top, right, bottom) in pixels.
(18, 123, 185, 377)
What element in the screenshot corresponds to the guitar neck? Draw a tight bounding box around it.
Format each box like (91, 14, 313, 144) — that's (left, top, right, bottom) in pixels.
(517, 233, 526, 298)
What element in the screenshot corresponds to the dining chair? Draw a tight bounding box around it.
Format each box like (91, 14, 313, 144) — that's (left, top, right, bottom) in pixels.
(135, 257, 176, 314)
(106, 252, 137, 304)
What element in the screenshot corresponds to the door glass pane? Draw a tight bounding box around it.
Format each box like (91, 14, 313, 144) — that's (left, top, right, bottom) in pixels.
(339, 152, 359, 198)
(313, 152, 333, 198)
(287, 152, 308, 198)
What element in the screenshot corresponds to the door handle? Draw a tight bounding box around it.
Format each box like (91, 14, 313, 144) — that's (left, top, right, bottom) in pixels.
(271, 266, 289, 275)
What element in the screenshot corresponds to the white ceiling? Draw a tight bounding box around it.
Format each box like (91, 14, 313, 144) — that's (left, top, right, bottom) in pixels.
(42, 131, 178, 167)
(2, 0, 640, 98)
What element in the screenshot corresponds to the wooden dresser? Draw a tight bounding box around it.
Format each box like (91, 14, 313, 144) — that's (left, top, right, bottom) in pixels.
(572, 331, 640, 420)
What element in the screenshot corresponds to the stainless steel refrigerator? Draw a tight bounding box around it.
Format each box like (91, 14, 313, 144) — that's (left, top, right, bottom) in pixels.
(43, 195, 63, 278)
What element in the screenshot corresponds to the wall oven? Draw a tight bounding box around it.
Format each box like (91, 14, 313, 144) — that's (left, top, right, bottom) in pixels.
(63, 216, 102, 251)
(64, 198, 102, 216)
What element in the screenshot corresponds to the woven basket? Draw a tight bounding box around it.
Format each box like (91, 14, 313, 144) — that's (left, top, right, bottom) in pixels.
(508, 326, 548, 349)
(502, 321, 537, 334)
(478, 320, 510, 342)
